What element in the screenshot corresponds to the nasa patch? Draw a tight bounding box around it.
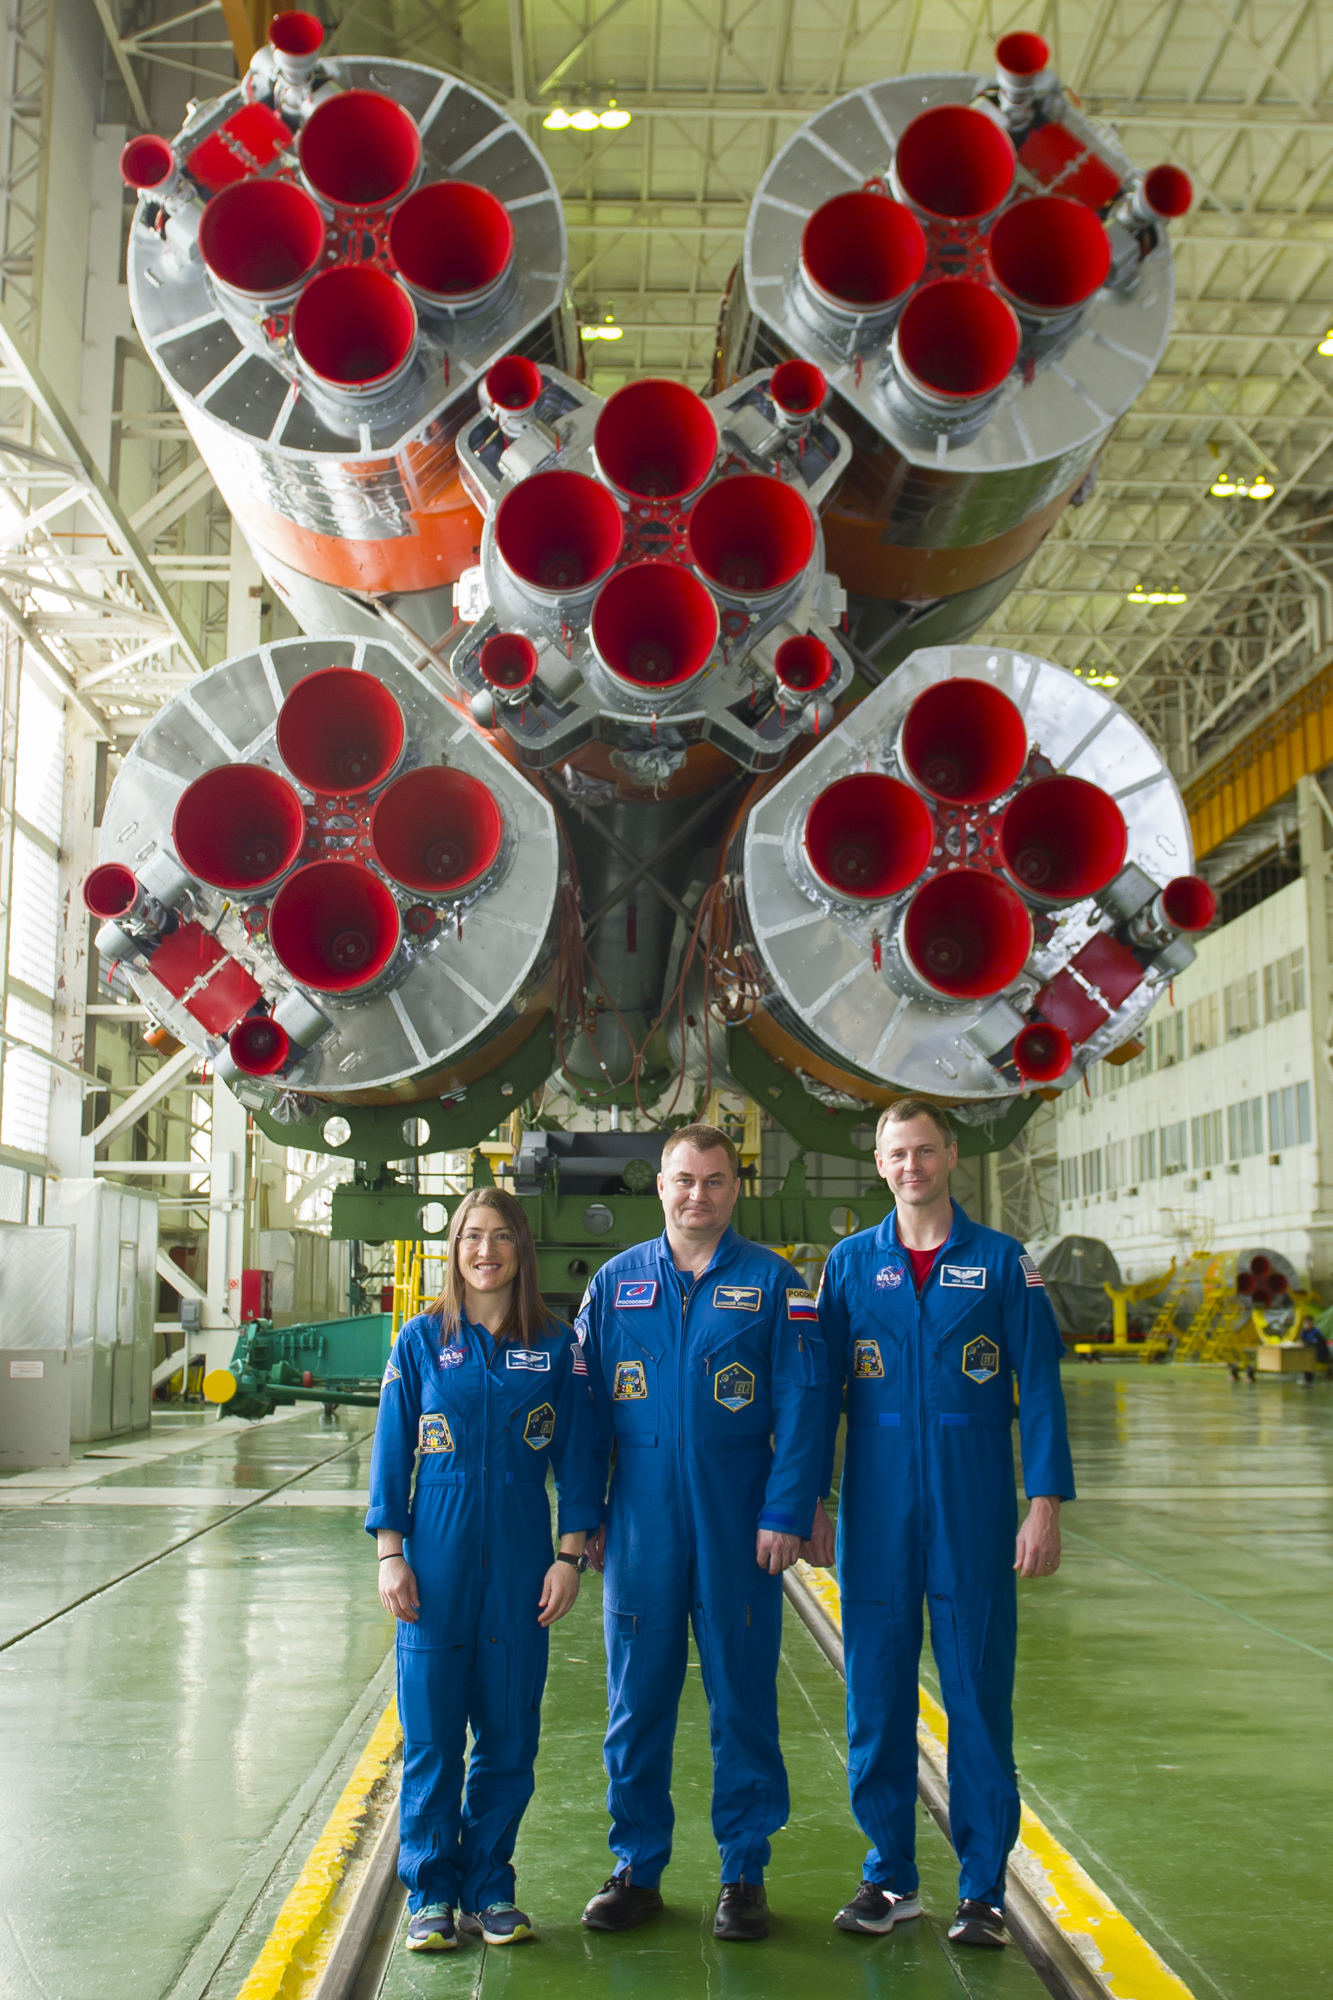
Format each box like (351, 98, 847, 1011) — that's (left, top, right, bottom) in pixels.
(506, 1347, 551, 1372)
(853, 1339, 884, 1379)
(714, 1362, 755, 1410)
(438, 1343, 467, 1368)
(875, 1264, 905, 1290)
(419, 1412, 454, 1453)
(615, 1279, 658, 1309)
(523, 1402, 557, 1449)
(714, 1284, 762, 1312)
(939, 1264, 987, 1291)
(962, 1336, 1001, 1384)
(613, 1359, 648, 1401)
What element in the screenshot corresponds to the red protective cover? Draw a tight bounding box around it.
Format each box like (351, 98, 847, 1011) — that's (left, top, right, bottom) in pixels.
(186, 105, 294, 192)
(1071, 932, 1146, 1009)
(148, 921, 263, 1035)
(1018, 123, 1122, 209)
(149, 921, 224, 997)
(1033, 968, 1107, 1043)
(185, 956, 264, 1035)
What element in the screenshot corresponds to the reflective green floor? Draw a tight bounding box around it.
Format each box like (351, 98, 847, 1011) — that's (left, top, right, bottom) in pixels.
(2, 1371, 1329, 2000)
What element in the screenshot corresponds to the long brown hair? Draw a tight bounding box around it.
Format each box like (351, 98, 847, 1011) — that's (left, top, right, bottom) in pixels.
(429, 1187, 556, 1346)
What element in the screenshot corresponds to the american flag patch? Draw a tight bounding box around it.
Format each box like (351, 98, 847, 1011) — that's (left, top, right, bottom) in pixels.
(1020, 1254, 1044, 1289)
(570, 1341, 587, 1375)
(787, 1288, 819, 1321)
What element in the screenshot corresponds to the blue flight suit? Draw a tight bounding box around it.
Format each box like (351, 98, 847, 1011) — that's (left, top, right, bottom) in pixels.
(818, 1202, 1074, 1907)
(366, 1313, 600, 1913)
(578, 1227, 827, 1887)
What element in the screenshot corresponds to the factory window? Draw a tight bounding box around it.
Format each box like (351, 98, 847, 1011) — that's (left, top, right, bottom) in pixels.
(1124, 1035, 1154, 1084)
(1186, 992, 1220, 1054)
(1263, 950, 1306, 1023)
(1060, 1157, 1079, 1202)
(1155, 1011, 1185, 1067)
(1191, 1109, 1224, 1170)
(1228, 1096, 1264, 1160)
(1268, 1082, 1312, 1152)
(0, 669, 64, 1160)
(1160, 1120, 1189, 1174)
(1131, 1129, 1156, 1182)
(1081, 1149, 1102, 1197)
(1105, 1138, 1128, 1191)
(1223, 972, 1260, 1038)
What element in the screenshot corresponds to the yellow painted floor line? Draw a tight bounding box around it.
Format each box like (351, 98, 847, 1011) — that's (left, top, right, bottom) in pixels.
(235, 1698, 402, 2000)
(792, 1562, 1195, 2000)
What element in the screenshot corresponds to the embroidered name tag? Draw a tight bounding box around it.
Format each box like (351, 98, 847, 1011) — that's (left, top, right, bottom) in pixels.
(523, 1402, 556, 1449)
(714, 1284, 762, 1312)
(1020, 1254, 1045, 1289)
(615, 1279, 658, 1309)
(438, 1344, 467, 1368)
(787, 1288, 818, 1321)
(875, 1264, 904, 1290)
(506, 1348, 550, 1371)
(714, 1363, 755, 1409)
(939, 1264, 987, 1290)
(962, 1336, 1001, 1383)
(613, 1359, 647, 1400)
(853, 1339, 884, 1378)
(419, 1413, 454, 1453)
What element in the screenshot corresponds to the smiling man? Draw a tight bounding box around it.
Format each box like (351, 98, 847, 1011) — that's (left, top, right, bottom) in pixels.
(576, 1123, 827, 1942)
(805, 1099, 1074, 1950)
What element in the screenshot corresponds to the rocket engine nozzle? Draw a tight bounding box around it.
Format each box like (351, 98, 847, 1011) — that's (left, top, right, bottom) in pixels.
(120, 134, 179, 196)
(893, 278, 1020, 407)
(892, 103, 1016, 224)
(83, 862, 143, 921)
(292, 264, 418, 397)
(269, 858, 401, 992)
(388, 180, 514, 309)
(687, 473, 816, 600)
(900, 678, 1027, 804)
(593, 379, 719, 503)
(995, 31, 1051, 123)
(478, 632, 539, 697)
(902, 868, 1032, 999)
(774, 634, 835, 698)
(998, 775, 1127, 903)
(804, 774, 933, 900)
(799, 191, 926, 322)
(591, 561, 719, 691)
(173, 765, 307, 892)
(495, 469, 625, 605)
(370, 768, 504, 894)
(276, 667, 405, 796)
(298, 88, 422, 211)
(200, 178, 326, 306)
(1013, 1021, 1071, 1083)
(1159, 875, 1216, 932)
(988, 196, 1112, 318)
(769, 361, 827, 422)
(269, 9, 324, 75)
(1134, 165, 1193, 223)
(229, 1015, 293, 1077)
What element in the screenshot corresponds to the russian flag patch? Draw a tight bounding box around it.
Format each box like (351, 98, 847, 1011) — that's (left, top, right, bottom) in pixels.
(1020, 1254, 1044, 1289)
(787, 1288, 818, 1320)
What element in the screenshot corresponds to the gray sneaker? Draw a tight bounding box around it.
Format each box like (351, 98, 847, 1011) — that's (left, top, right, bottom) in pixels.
(948, 1899, 1007, 1947)
(458, 1902, 534, 1944)
(406, 1902, 458, 1951)
(834, 1881, 923, 1933)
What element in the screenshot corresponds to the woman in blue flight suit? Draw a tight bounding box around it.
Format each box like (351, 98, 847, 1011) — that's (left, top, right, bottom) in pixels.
(367, 1187, 601, 1952)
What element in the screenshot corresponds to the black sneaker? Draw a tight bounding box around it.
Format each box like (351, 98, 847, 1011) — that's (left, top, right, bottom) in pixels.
(458, 1903, 533, 1943)
(406, 1902, 458, 1951)
(948, 1899, 1007, 1947)
(582, 1874, 665, 1931)
(713, 1880, 769, 1941)
(834, 1881, 923, 1933)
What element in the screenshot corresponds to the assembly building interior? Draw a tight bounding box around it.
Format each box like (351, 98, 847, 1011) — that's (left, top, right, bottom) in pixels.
(0, 1, 1329, 1996)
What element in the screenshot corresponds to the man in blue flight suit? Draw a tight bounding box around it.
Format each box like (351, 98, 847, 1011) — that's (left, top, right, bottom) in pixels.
(576, 1122, 828, 1942)
(806, 1098, 1073, 1949)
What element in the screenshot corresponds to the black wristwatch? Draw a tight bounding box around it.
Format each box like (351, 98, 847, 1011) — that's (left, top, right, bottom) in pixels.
(556, 1551, 589, 1572)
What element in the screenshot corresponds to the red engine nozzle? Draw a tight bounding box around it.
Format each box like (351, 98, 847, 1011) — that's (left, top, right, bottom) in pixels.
(120, 134, 177, 193)
(999, 776, 1127, 903)
(495, 470, 624, 601)
(1142, 164, 1193, 219)
(900, 679, 1027, 804)
(479, 633, 539, 695)
(83, 862, 142, 921)
(1236, 1270, 1255, 1295)
(591, 562, 719, 689)
(269, 859, 401, 992)
(370, 768, 504, 895)
(996, 31, 1050, 77)
(774, 635, 835, 699)
(903, 869, 1033, 999)
(200, 178, 326, 303)
(277, 668, 405, 796)
(799, 192, 927, 316)
(895, 278, 1020, 404)
(292, 265, 417, 394)
(1014, 1022, 1072, 1083)
(988, 196, 1112, 316)
(687, 473, 816, 599)
(893, 104, 1016, 223)
(389, 181, 514, 308)
(173, 765, 306, 892)
(770, 361, 827, 420)
(298, 89, 421, 211)
(1251, 1288, 1273, 1310)
(594, 380, 719, 503)
(269, 9, 324, 58)
(804, 774, 933, 900)
(1250, 1255, 1272, 1278)
(229, 1015, 292, 1077)
(1269, 1271, 1290, 1296)
(1160, 876, 1216, 932)
(484, 355, 543, 417)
